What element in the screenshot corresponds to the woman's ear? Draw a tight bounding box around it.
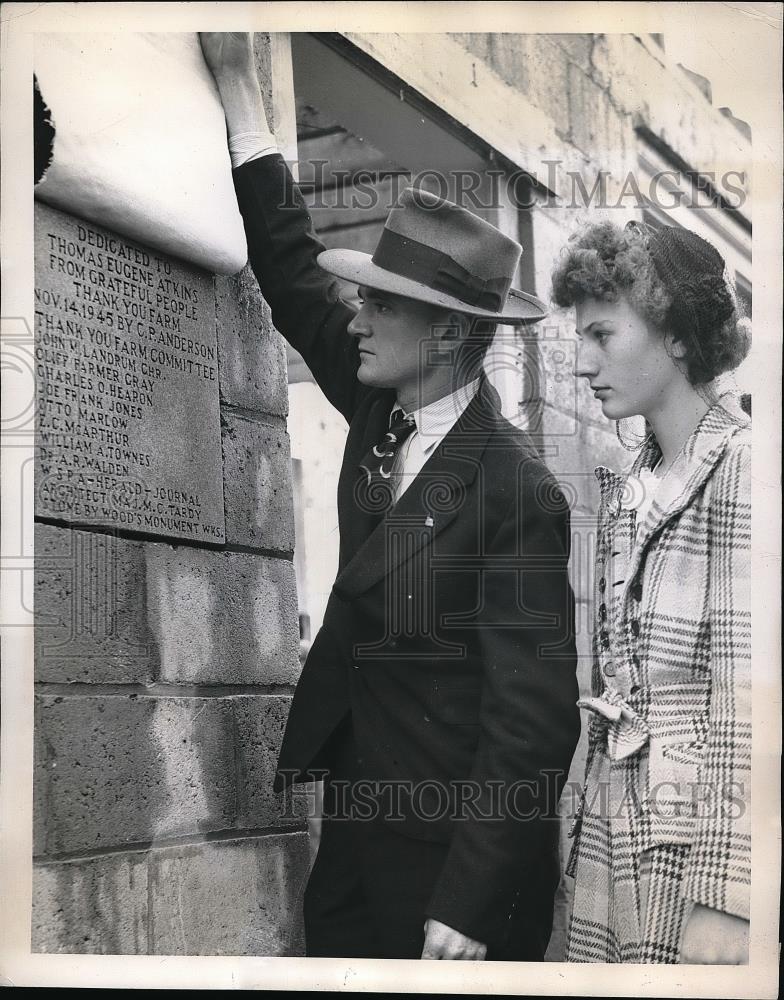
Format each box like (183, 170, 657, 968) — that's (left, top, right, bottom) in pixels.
(665, 332, 688, 358)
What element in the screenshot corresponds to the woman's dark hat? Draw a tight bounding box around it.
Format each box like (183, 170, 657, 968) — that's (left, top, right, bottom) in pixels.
(646, 225, 726, 290)
(317, 185, 547, 324)
(628, 222, 737, 353)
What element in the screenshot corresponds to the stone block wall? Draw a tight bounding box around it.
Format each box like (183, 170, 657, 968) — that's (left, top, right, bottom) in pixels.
(32, 36, 307, 956)
(33, 273, 306, 956)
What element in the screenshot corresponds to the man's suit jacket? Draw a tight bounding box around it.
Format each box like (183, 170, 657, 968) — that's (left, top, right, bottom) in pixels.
(233, 154, 580, 947)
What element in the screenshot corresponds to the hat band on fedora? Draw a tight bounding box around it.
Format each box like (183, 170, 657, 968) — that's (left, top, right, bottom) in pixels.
(371, 228, 509, 311)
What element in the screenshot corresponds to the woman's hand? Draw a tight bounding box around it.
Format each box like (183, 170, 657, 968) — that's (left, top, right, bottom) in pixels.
(679, 903, 749, 964)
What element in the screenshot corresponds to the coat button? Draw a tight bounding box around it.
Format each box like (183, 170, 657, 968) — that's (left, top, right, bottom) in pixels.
(631, 619, 641, 637)
(632, 582, 643, 602)
(599, 577, 606, 592)
(603, 661, 616, 677)
(632, 654, 640, 669)
(599, 603, 607, 620)
(600, 631, 610, 649)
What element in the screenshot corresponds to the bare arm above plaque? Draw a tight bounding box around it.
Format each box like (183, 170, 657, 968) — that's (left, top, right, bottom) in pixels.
(199, 33, 274, 152)
(203, 32, 363, 422)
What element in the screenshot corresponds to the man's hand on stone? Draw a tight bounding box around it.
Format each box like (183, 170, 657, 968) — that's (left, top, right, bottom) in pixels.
(198, 32, 255, 81)
(421, 918, 487, 960)
(198, 32, 270, 141)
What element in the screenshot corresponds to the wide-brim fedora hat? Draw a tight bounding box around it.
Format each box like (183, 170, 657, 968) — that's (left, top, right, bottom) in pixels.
(317, 185, 547, 324)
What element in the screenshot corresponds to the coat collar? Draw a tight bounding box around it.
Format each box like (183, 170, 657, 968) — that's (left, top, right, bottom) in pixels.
(333, 376, 503, 600)
(596, 392, 749, 596)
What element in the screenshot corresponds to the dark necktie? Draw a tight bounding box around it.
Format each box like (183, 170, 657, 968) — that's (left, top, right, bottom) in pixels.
(359, 410, 417, 502)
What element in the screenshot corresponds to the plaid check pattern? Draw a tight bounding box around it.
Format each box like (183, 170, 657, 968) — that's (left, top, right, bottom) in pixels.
(566, 392, 751, 963)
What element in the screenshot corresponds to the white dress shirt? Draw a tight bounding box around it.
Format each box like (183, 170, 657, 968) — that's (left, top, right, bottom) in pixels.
(389, 379, 481, 501)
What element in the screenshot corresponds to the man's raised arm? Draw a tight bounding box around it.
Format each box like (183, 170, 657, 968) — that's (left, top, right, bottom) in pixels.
(200, 32, 362, 422)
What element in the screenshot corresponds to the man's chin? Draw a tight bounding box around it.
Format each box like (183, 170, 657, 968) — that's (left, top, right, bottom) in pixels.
(357, 364, 391, 388)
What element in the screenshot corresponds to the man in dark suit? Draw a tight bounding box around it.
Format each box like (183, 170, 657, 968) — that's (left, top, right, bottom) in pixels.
(202, 32, 579, 962)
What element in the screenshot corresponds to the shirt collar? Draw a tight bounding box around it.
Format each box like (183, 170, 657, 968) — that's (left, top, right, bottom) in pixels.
(391, 378, 482, 455)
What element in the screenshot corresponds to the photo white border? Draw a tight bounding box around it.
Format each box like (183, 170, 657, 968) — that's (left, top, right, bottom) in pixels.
(1, 2, 780, 993)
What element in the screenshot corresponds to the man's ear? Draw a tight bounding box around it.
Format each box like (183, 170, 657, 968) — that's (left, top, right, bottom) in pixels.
(437, 311, 469, 341)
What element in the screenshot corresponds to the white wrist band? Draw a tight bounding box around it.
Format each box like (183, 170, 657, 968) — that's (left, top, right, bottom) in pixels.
(229, 130, 279, 168)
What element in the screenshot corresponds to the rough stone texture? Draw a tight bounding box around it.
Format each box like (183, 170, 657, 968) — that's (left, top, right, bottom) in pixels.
(593, 34, 751, 215)
(221, 412, 295, 554)
(149, 834, 309, 956)
(35, 523, 157, 684)
(521, 35, 574, 140)
(32, 854, 149, 954)
(215, 265, 288, 416)
(234, 696, 308, 828)
(33, 706, 49, 857)
(32, 32, 305, 960)
(146, 545, 300, 686)
(35, 526, 300, 686)
(539, 402, 624, 518)
(567, 62, 612, 161)
(451, 33, 571, 140)
(35, 695, 236, 855)
(550, 33, 595, 74)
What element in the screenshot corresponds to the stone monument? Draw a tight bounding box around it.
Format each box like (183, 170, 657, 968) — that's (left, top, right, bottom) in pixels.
(32, 32, 307, 956)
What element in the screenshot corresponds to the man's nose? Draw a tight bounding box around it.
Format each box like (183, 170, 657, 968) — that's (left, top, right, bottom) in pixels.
(347, 306, 370, 338)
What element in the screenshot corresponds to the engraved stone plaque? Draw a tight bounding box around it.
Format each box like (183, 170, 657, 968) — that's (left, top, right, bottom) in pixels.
(35, 202, 226, 544)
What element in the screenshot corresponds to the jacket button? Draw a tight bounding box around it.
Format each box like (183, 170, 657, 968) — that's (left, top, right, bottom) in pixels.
(599, 577, 606, 592)
(631, 619, 640, 637)
(632, 654, 640, 669)
(600, 631, 610, 649)
(603, 661, 616, 677)
(599, 603, 607, 620)
(632, 582, 643, 602)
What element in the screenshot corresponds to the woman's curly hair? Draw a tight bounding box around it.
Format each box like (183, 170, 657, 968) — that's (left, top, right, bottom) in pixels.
(550, 220, 750, 385)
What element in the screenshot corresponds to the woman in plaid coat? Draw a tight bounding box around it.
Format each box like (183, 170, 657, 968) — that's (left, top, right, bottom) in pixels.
(551, 222, 751, 964)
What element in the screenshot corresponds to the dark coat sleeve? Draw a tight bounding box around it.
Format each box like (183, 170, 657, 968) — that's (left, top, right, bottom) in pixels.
(424, 460, 580, 946)
(232, 154, 364, 423)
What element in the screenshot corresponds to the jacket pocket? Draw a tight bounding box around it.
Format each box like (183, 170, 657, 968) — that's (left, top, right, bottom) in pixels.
(642, 738, 706, 847)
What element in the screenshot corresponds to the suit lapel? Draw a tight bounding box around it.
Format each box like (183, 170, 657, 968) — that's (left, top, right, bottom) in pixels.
(333, 379, 501, 600)
(338, 389, 397, 564)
